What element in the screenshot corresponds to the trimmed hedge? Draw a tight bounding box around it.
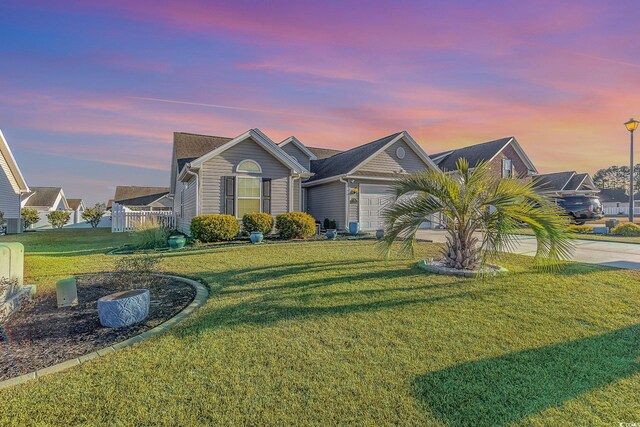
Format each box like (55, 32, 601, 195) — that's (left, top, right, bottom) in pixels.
(610, 222, 640, 237)
(276, 212, 316, 239)
(191, 214, 240, 242)
(242, 212, 274, 235)
(567, 224, 592, 234)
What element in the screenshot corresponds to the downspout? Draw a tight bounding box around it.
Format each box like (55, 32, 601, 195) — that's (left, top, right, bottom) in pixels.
(184, 164, 199, 216)
(339, 176, 349, 231)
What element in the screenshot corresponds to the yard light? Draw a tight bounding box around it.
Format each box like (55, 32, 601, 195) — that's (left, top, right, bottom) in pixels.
(624, 118, 639, 223)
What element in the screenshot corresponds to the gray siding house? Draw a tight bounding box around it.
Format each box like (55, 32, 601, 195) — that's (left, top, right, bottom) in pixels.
(0, 130, 30, 233)
(20, 187, 70, 229)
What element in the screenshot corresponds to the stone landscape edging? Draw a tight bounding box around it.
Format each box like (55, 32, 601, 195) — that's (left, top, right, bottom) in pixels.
(0, 274, 208, 390)
(417, 258, 508, 278)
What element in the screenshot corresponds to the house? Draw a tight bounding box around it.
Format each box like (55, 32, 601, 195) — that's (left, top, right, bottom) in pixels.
(598, 188, 640, 216)
(113, 186, 172, 211)
(430, 136, 538, 180)
(302, 131, 439, 231)
(532, 171, 599, 197)
(171, 129, 311, 234)
(20, 187, 69, 229)
(0, 130, 30, 233)
(67, 199, 86, 224)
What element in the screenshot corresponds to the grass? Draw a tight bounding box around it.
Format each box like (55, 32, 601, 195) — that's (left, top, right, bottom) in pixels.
(0, 229, 639, 426)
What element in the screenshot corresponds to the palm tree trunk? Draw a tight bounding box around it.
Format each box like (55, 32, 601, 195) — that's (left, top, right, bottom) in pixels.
(443, 224, 480, 270)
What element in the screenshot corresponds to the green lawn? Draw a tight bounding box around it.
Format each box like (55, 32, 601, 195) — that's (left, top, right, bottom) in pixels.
(1, 229, 638, 426)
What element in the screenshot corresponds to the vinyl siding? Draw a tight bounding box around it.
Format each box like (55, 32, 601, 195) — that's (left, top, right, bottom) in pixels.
(176, 176, 198, 235)
(200, 138, 291, 217)
(293, 178, 301, 211)
(306, 180, 346, 230)
(358, 139, 427, 174)
(280, 143, 311, 171)
(0, 152, 21, 218)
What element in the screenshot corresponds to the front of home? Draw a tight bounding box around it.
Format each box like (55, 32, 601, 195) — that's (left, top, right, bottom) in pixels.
(66, 199, 86, 224)
(0, 130, 30, 233)
(20, 187, 69, 229)
(112, 186, 172, 212)
(532, 171, 599, 198)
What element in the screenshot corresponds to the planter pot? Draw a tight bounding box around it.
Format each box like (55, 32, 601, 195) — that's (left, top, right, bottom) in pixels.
(326, 229, 337, 240)
(605, 219, 619, 229)
(349, 221, 360, 235)
(250, 231, 264, 244)
(375, 229, 384, 240)
(98, 289, 150, 328)
(168, 235, 186, 249)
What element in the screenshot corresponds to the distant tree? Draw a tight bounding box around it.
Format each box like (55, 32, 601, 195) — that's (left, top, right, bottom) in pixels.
(21, 208, 40, 229)
(47, 211, 71, 229)
(592, 164, 640, 190)
(81, 203, 106, 228)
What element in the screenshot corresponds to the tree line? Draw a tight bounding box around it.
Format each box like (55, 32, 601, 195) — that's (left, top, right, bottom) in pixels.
(592, 164, 640, 189)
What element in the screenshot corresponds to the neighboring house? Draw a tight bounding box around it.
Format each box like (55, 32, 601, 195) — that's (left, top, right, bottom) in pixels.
(598, 188, 640, 216)
(532, 171, 599, 197)
(430, 136, 538, 180)
(302, 131, 438, 231)
(0, 130, 30, 233)
(67, 199, 86, 224)
(113, 186, 172, 211)
(20, 187, 69, 229)
(105, 199, 113, 211)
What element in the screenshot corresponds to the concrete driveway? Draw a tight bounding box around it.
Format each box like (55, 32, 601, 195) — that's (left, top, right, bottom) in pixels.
(416, 230, 640, 271)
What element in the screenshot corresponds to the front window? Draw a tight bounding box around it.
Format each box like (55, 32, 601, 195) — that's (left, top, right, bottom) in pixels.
(503, 159, 512, 177)
(237, 177, 261, 218)
(237, 160, 261, 173)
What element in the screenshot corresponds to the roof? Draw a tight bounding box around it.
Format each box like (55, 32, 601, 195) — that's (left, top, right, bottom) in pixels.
(22, 187, 63, 208)
(307, 132, 403, 182)
(174, 132, 233, 172)
(114, 186, 170, 207)
(106, 199, 113, 210)
(532, 172, 575, 192)
(67, 199, 84, 210)
(279, 136, 318, 160)
(564, 173, 588, 191)
(599, 189, 628, 203)
(307, 147, 343, 160)
(0, 129, 29, 193)
(430, 137, 514, 171)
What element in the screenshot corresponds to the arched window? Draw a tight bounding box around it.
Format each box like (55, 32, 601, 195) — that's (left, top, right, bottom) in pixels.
(236, 160, 262, 173)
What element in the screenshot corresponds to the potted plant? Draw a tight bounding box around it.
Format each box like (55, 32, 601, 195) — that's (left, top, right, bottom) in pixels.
(349, 221, 360, 235)
(376, 229, 384, 240)
(326, 229, 337, 240)
(250, 231, 264, 244)
(168, 234, 186, 249)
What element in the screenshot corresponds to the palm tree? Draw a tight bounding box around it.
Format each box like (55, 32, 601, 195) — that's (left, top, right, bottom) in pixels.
(379, 159, 573, 270)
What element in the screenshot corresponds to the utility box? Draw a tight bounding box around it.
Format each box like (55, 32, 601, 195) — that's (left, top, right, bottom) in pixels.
(56, 278, 78, 308)
(5, 219, 23, 235)
(0, 242, 24, 286)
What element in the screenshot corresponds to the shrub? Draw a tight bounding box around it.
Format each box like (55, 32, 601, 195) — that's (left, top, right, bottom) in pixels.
(611, 222, 640, 237)
(242, 212, 274, 235)
(21, 208, 39, 229)
(567, 224, 592, 234)
(131, 219, 170, 249)
(112, 255, 162, 289)
(323, 218, 337, 230)
(81, 203, 106, 228)
(47, 210, 71, 229)
(276, 212, 316, 239)
(191, 214, 240, 242)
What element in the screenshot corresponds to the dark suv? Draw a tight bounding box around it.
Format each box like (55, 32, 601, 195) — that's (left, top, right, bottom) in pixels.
(555, 195, 604, 224)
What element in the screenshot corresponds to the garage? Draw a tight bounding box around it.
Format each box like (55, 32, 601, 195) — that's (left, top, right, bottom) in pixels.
(358, 184, 395, 231)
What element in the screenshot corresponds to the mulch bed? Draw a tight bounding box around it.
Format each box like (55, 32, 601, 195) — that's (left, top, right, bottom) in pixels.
(0, 274, 195, 381)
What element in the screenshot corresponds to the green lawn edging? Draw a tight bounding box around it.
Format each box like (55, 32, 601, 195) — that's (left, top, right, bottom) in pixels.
(0, 274, 208, 390)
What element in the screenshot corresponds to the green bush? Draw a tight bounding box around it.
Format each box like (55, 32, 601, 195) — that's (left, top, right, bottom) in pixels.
(132, 219, 171, 249)
(276, 212, 316, 239)
(567, 224, 592, 234)
(242, 212, 274, 235)
(323, 218, 337, 230)
(610, 222, 640, 237)
(47, 210, 71, 229)
(21, 208, 40, 229)
(191, 214, 240, 242)
(111, 254, 163, 289)
(81, 203, 106, 228)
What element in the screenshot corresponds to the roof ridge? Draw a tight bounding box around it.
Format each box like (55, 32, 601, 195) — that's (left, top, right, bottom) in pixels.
(319, 131, 403, 160)
(174, 131, 233, 139)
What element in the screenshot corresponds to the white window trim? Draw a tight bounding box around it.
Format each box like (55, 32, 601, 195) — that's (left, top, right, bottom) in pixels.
(236, 159, 262, 174)
(235, 176, 262, 219)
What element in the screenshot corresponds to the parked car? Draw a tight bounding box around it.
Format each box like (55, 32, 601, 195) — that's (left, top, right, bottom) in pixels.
(555, 195, 604, 224)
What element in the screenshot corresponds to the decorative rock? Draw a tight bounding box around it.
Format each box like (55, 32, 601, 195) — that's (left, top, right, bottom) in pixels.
(56, 278, 78, 308)
(592, 226, 608, 235)
(417, 259, 508, 278)
(98, 289, 150, 328)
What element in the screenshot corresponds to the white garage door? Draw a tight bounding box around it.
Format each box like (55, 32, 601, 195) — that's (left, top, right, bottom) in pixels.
(359, 184, 395, 231)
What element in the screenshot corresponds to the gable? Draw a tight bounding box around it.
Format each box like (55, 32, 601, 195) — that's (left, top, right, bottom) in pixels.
(358, 138, 428, 174)
(0, 130, 29, 194)
(490, 143, 532, 179)
(280, 143, 311, 169)
(201, 138, 291, 177)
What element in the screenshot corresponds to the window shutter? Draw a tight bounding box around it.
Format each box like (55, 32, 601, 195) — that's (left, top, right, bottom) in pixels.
(262, 178, 271, 214)
(225, 176, 235, 215)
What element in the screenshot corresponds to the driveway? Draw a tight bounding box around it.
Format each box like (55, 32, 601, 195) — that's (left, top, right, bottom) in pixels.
(416, 230, 640, 271)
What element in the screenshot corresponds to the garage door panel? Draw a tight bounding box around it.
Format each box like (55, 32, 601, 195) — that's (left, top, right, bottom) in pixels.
(359, 184, 395, 231)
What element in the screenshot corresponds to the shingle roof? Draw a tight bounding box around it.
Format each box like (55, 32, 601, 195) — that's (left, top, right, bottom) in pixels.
(114, 186, 170, 207)
(67, 199, 83, 210)
(532, 171, 576, 192)
(307, 132, 403, 182)
(564, 173, 588, 191)
(174, 132, 233, 171)
(599, 189, 628, 202)
(431, 137, 513, 171)
(22, 187, 62, 208)
(307, 147, 343, 159)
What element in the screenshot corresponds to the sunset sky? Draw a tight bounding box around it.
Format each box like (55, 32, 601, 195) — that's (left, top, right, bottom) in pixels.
(1, 0, 639, 204)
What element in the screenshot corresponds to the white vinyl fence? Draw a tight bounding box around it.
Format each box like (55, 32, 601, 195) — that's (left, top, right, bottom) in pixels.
(603, 206, 640, 216)
(111, 204, 175, 232)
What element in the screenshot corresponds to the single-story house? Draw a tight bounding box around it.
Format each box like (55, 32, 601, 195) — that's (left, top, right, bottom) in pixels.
(429, 136, 538, 180)
(67, 199, 86, 224)
(0, 130, 30, 233)
(598, 188, 640, 216)
(112, 186, 172, 211)
(20, 187, 70, 229)
(532, 171, 599, 197)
